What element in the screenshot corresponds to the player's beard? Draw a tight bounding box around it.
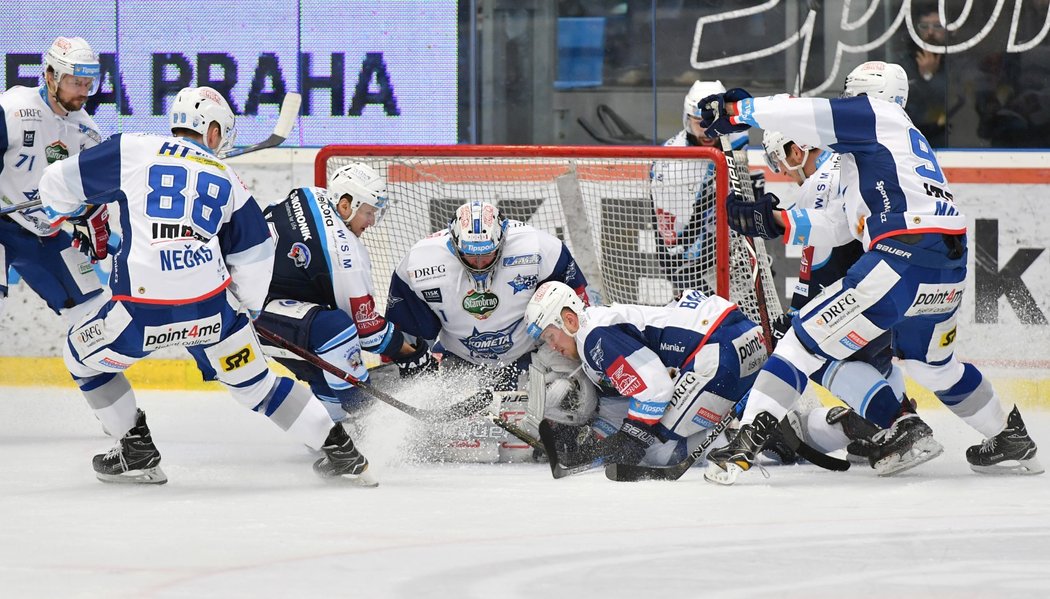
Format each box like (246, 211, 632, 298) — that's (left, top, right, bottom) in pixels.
(55, 89, 87, 113)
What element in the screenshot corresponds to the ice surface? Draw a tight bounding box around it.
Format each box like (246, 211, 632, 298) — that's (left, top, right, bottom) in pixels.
(1, 386, 1049, 598)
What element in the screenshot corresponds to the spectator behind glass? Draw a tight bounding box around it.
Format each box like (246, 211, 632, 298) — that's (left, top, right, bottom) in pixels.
(899, 3, 960, 147)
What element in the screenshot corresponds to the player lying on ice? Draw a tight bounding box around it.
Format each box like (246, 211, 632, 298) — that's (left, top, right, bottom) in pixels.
(37, 86, 375, 486)
(696, 61, 1042, 485)
(520, 280, 876, 474)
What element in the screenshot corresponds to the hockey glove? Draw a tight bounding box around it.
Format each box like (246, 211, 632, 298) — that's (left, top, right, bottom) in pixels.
(770, 313, 793, 350)
(70, 204, 110, 262)
(600, 419, 660, 466)
(395, 341, 438, 378)
(725, 191, 784, 240)
(697, 88, 754, 136)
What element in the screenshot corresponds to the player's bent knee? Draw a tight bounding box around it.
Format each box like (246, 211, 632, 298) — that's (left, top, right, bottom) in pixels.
(203, 323, 269, 389)
(900, 357, 965, 393)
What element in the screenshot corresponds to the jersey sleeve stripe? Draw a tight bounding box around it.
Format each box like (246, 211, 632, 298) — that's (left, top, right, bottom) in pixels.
(678, 304, 737, 369)
(302, 188, 333, 275)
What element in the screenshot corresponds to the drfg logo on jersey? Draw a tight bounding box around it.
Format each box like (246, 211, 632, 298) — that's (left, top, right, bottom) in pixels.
(143, 315, 223, 351)
(462, 290, 499, 319)
(817, 292, 860, 327)
(221, 344, 255, 372)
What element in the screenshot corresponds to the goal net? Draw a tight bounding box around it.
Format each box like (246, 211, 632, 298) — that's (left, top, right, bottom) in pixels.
(314, 145, 783, 335)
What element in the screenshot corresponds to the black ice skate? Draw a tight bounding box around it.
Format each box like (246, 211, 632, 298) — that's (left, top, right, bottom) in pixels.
(867, 413, 943, 476)
(704, 411, 780, 485)
(313, 424, 378, 487)
(538, 420, 603, 478)
(825, 406, 882, 464)
(966, 406, 1044, 476)
(92, 409, 167, 485)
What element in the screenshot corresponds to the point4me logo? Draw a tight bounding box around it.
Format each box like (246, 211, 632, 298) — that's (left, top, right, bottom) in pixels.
(459, 319, 521, 360)
(143, 315, 223, 351)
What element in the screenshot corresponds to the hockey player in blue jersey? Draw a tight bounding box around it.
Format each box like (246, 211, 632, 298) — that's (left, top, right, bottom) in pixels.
(37, 86, 374, 486)
(697, 61, 1041, 484)
(259, 162, 416, 421)
(1, 37, 108, 326)
(523, 280, 766, 469)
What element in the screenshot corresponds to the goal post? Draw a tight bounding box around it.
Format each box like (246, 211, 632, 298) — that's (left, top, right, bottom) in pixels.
(314, 144, 782, 336)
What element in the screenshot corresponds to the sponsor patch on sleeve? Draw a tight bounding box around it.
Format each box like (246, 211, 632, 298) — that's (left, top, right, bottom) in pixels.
(606, 356, 647, 397)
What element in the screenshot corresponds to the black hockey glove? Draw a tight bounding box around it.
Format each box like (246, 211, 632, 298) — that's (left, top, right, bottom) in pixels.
(770, 313, 793, 350)
(70, 204, 111, 262)
(395, 341, 438, 378)
(599, 419, 660, 466)
(725, 191, 785, 240)
(697, 87, 753, 136)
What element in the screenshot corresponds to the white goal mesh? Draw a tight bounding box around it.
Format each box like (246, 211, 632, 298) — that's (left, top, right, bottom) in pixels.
(315, 145, 782, 335)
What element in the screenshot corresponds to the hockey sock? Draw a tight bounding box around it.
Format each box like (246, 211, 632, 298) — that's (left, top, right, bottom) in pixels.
(934, 363, 1008, 438)
(822, 360, 900, 429)
(800, 407, 850, 453)
(76, 371, 138, 438)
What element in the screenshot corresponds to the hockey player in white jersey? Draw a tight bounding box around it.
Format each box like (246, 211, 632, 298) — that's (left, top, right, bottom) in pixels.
(650, 80, 755, 294)
(1, 37, 107, 324)
(37, 86, 374, 485)
(523, 281, 766, 470)
(259, 162, 416, 421)
(697, 62, 1041, 484)
(760, 129, 910, 464)
(386, 199, 589, 388)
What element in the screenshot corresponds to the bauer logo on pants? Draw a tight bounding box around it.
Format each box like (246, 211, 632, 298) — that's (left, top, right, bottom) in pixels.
(221, 345, 255, 372)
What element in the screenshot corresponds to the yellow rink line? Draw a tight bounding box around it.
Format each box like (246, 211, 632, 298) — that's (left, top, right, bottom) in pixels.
(1, 357, 1048, 409)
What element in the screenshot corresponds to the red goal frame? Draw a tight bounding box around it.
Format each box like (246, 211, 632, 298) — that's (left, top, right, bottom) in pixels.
(314, 144, 732, 301)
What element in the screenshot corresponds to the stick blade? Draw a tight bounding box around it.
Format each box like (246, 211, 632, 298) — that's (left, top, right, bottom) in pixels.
(605, 462, 688, 482)
(274, 92, 302, 138)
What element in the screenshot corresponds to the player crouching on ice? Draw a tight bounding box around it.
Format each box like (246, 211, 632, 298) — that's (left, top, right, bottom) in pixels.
(523, 280, 775, 471)
(37, 86, 375, 486)
(257, 162, 418, 424)
(384, 200, 590, 462)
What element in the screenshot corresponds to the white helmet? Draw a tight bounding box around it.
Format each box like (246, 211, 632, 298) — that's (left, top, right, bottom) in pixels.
(328, 162, 389, 225)
(525, 281, 586, 341)
(683, 79, 726, 130)
(762, 130, 811, 175)
(168, 86, 237, 155)
(448, 200, 508, 290)
(843, 61, 909, 108)
(44, 37, 101, 96)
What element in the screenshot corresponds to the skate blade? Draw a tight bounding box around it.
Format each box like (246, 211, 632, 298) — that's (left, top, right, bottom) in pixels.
(703, 462, 744, 486)
(95, 466, 168, 485)
(314, 460, 379, 487)
(970, 455, 1045, 476)
(875, 437, 944, 477)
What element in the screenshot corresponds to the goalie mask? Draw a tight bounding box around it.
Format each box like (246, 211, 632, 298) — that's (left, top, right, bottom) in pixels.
(842, 61, 909, 108)
(44, 37, 101, 105)
(169, 86, 237, 155)
(525, 281, 585, 342)
(448, 200, 508, 291)
(328, 162, 389, 227)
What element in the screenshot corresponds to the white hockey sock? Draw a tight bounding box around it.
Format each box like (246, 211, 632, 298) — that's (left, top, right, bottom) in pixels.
(801, 407, 850, 453)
